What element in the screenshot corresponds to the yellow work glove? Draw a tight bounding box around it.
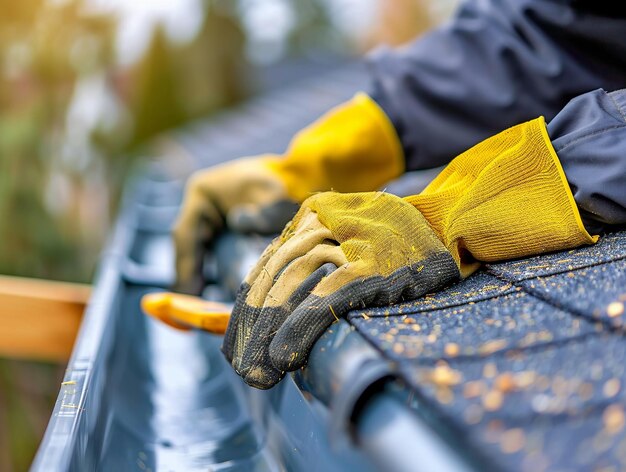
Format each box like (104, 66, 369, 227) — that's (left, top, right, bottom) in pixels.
(223, 116, 597, 390)
(173, 93, 404, 293)
(222, 192, 460, 389)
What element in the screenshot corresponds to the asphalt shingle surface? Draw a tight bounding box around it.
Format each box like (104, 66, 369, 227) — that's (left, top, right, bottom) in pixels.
(349, 232, 626, 471)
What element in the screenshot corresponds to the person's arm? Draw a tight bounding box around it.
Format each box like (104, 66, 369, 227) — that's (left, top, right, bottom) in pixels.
(368, 0, 626, 172)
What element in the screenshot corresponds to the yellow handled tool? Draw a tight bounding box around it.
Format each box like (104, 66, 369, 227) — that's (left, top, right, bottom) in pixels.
(141, 292, 232, 334)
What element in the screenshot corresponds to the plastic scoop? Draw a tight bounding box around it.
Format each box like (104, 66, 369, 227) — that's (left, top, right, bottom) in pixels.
(141, 292, 232, 334)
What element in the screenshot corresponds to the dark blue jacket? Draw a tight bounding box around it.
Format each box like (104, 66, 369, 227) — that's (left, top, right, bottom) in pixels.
(367, 0, 626, 231)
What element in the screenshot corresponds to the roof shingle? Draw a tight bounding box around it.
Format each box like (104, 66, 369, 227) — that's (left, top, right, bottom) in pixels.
(349, 231, 626, 471)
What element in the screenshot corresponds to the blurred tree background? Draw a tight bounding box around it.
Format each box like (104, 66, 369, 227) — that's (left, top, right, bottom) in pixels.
(0, 0, 456, 469)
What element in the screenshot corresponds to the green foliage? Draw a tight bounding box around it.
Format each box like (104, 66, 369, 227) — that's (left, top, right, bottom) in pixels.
(0, 1, 251, 468)
(288, 0, 346, 54)
(130, 26, 187, 147)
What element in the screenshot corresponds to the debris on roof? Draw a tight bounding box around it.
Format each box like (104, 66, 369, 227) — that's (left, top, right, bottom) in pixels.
(349, 231, 626, 471)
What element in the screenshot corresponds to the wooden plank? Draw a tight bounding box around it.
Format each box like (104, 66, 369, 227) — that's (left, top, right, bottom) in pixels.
(0, 276, 91, 363)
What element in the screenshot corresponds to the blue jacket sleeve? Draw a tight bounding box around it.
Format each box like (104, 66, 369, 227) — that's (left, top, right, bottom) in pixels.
(548, 89, 626, 233)
(367, 0, 626, 171)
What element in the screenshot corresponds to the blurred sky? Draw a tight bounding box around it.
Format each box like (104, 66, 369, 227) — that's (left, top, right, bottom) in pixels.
(84, 0, 379, 66)
(85, 0, 205, 65)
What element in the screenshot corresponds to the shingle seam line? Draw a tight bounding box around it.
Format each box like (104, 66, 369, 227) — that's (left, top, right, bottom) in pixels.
(485, 252, 626, 282)
(487, 269, 626, 336)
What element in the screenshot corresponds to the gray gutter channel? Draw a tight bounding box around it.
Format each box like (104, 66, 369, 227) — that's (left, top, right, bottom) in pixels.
(30, 180, 138, 471)
(32, 167, 479, 471)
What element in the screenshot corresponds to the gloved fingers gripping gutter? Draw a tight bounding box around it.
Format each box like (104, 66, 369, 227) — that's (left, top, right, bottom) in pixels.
(173, 176, 222, 295)
(222, 192, 460, 390)
(173, 158, 297, 295)
(220, 211, 345, 384)
(220, 234, 284, 368)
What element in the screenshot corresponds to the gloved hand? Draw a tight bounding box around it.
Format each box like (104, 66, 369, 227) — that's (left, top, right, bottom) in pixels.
(174, 93, 403, 294)
(222, 192, 460, 389)
(173, 158, 298, 294)
(223, 116, 597, 389)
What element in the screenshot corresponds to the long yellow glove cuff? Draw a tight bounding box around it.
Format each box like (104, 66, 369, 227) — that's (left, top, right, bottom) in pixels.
(405, 117, 598, 278)
(264, 93, 404, 202)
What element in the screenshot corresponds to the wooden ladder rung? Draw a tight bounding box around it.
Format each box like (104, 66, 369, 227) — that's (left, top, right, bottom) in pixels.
(0, 276, 91, 363)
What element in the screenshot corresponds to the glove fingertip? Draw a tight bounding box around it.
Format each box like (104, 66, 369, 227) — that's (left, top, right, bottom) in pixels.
(269, 336, 307, 373)
(242, 365, 284, 390)
(268, 322, 321, 372)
